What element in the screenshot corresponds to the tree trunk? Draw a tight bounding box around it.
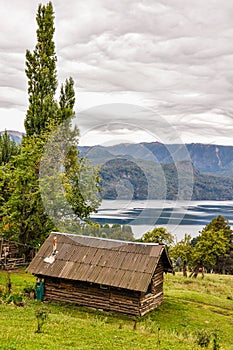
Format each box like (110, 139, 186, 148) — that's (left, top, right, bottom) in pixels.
(183, 261, 187, 277)
(189, 266, 199, 278)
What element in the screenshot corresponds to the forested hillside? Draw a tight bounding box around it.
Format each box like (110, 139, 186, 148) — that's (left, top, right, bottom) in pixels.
(99, 158, 233, 200)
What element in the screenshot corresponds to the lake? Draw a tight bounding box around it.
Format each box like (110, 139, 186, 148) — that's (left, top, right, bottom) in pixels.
(90, 200, 233, 240)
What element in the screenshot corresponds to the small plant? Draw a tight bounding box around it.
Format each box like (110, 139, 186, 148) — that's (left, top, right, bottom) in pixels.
(35, 308, 49, 333)
(5, 271, 12, 295)
(196, 329, 211, 347)
(92, 314, 106, 328)
(6, 293, 24, 306)
(23, 283, 35, 298)
(132, 317, 139, 331)
(157, 327, 161, 346)
(144, 316, 154, 333)
(0, 291, 25, 306)
(212, 332, 220, 350)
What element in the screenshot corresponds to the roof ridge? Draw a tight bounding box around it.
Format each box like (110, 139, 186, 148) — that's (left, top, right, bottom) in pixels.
(51, 231, 162, 246)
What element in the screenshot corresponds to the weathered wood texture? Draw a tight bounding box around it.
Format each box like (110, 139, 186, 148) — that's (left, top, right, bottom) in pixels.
(27, 232, 173, 292)
(0, 239, 26, 269)
(43, 277, 141, 316)
(28, 233, 173, 316)
(41, 261, 164, 316)
(139, 262, 164, 315)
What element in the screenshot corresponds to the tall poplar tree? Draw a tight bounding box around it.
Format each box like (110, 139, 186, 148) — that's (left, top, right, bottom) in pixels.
(1, 2, 100, 249)
(25, 1, 58, 136)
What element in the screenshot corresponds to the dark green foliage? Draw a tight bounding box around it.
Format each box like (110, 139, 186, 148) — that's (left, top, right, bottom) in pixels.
(193, 229, 229, 270)
(196, 329, 211, 347)
(23, 282, 35, 296)
(192, 170, 233, 200)
(1, 136, 54, 247)
(1, 2, 60, 246)
(25, 2, 57, 136)
(0, 130, 20, 165)
(201, 215, 233, 239)
(0, 2, 101, 249)
(140, 227, 174, 246)
(6, 271, 12, 295)
(5, 293, 24, 306)
(35, 308, 49, 333)
(0, 131, 21, 222)
(192, 216, 232, 272)
(59, 77, 75, 123)
(196, 330, 221, 349)
(79, 223, 134, 241)
(100, 158, 148, 200)
(39, 122, 101, 230)
(212, 332, 220, 350)
(190, 236, 198, 247)
(201, 216, 233, 274)
(170, 234, 193, 276)
(98, 157, 233, 200)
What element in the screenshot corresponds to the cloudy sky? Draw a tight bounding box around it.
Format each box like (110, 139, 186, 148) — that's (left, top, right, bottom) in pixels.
(1, 0, 233, 146)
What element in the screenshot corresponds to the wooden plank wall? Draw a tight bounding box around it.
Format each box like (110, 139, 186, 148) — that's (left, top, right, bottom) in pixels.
(41, 259, 165, 316)
(44, 277, 141, 316)
(139, 260, 164, 316)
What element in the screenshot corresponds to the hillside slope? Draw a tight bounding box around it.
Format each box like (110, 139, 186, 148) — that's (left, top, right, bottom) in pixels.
(0, 271, 232, 349)
(100, 158, 233, 200)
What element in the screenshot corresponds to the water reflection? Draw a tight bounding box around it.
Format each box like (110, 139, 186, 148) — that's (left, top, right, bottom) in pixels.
(90, 200, 233, 239)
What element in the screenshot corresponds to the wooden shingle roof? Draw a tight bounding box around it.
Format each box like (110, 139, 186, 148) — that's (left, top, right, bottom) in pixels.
(27, 232, 173, 292)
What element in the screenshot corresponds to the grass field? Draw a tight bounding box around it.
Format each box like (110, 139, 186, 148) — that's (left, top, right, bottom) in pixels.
(0, 270, 233, 350)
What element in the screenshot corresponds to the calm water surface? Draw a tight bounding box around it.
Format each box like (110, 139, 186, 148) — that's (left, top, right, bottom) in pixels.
(90, 200, 233, 240)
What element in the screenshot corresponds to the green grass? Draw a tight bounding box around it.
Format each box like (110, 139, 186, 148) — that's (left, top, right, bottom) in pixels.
(0, 270, 233, 349)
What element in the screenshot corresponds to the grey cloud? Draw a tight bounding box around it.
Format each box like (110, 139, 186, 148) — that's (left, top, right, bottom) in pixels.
(1, 0, 233, 144)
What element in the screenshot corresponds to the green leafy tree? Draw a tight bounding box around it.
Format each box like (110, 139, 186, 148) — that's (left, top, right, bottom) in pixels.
(140, 227, 174, 246)
(170, 234, 193, 277)
(0, 130, 20, 165)
(58, 77, 75, 123)
(0, 137, 54, 247)
(1, 2, 100, 249)
(202, 215, 232, 239)
(0, 131, 21, 226)
(107, 225, 134, 241)
(122, 225, 133, 234)
(39, 123, 101, 228)
(25, 1, 57, 136)
(192, 228, 229, 274)
(0, 163, 13, 229)
(199, 215, 233, 274)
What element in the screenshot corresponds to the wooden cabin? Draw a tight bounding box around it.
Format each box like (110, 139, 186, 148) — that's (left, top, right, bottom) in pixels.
(27, 232, 173, 316)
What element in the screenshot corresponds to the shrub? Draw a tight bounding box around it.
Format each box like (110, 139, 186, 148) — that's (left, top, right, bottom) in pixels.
(35, 308, 49, 333)
(196, 329, 211, 347)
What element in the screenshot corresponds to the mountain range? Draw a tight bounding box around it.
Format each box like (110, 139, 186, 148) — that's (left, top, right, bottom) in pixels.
(79, 142, 233, 176)
(4, 131, 233, 200)
(79, 142, 233, 200)
(0, 130, 24, 144)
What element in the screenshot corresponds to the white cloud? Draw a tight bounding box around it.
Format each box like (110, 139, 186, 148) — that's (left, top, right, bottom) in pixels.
(1, 0, 233, 145)
(0, 108, 25, 132)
